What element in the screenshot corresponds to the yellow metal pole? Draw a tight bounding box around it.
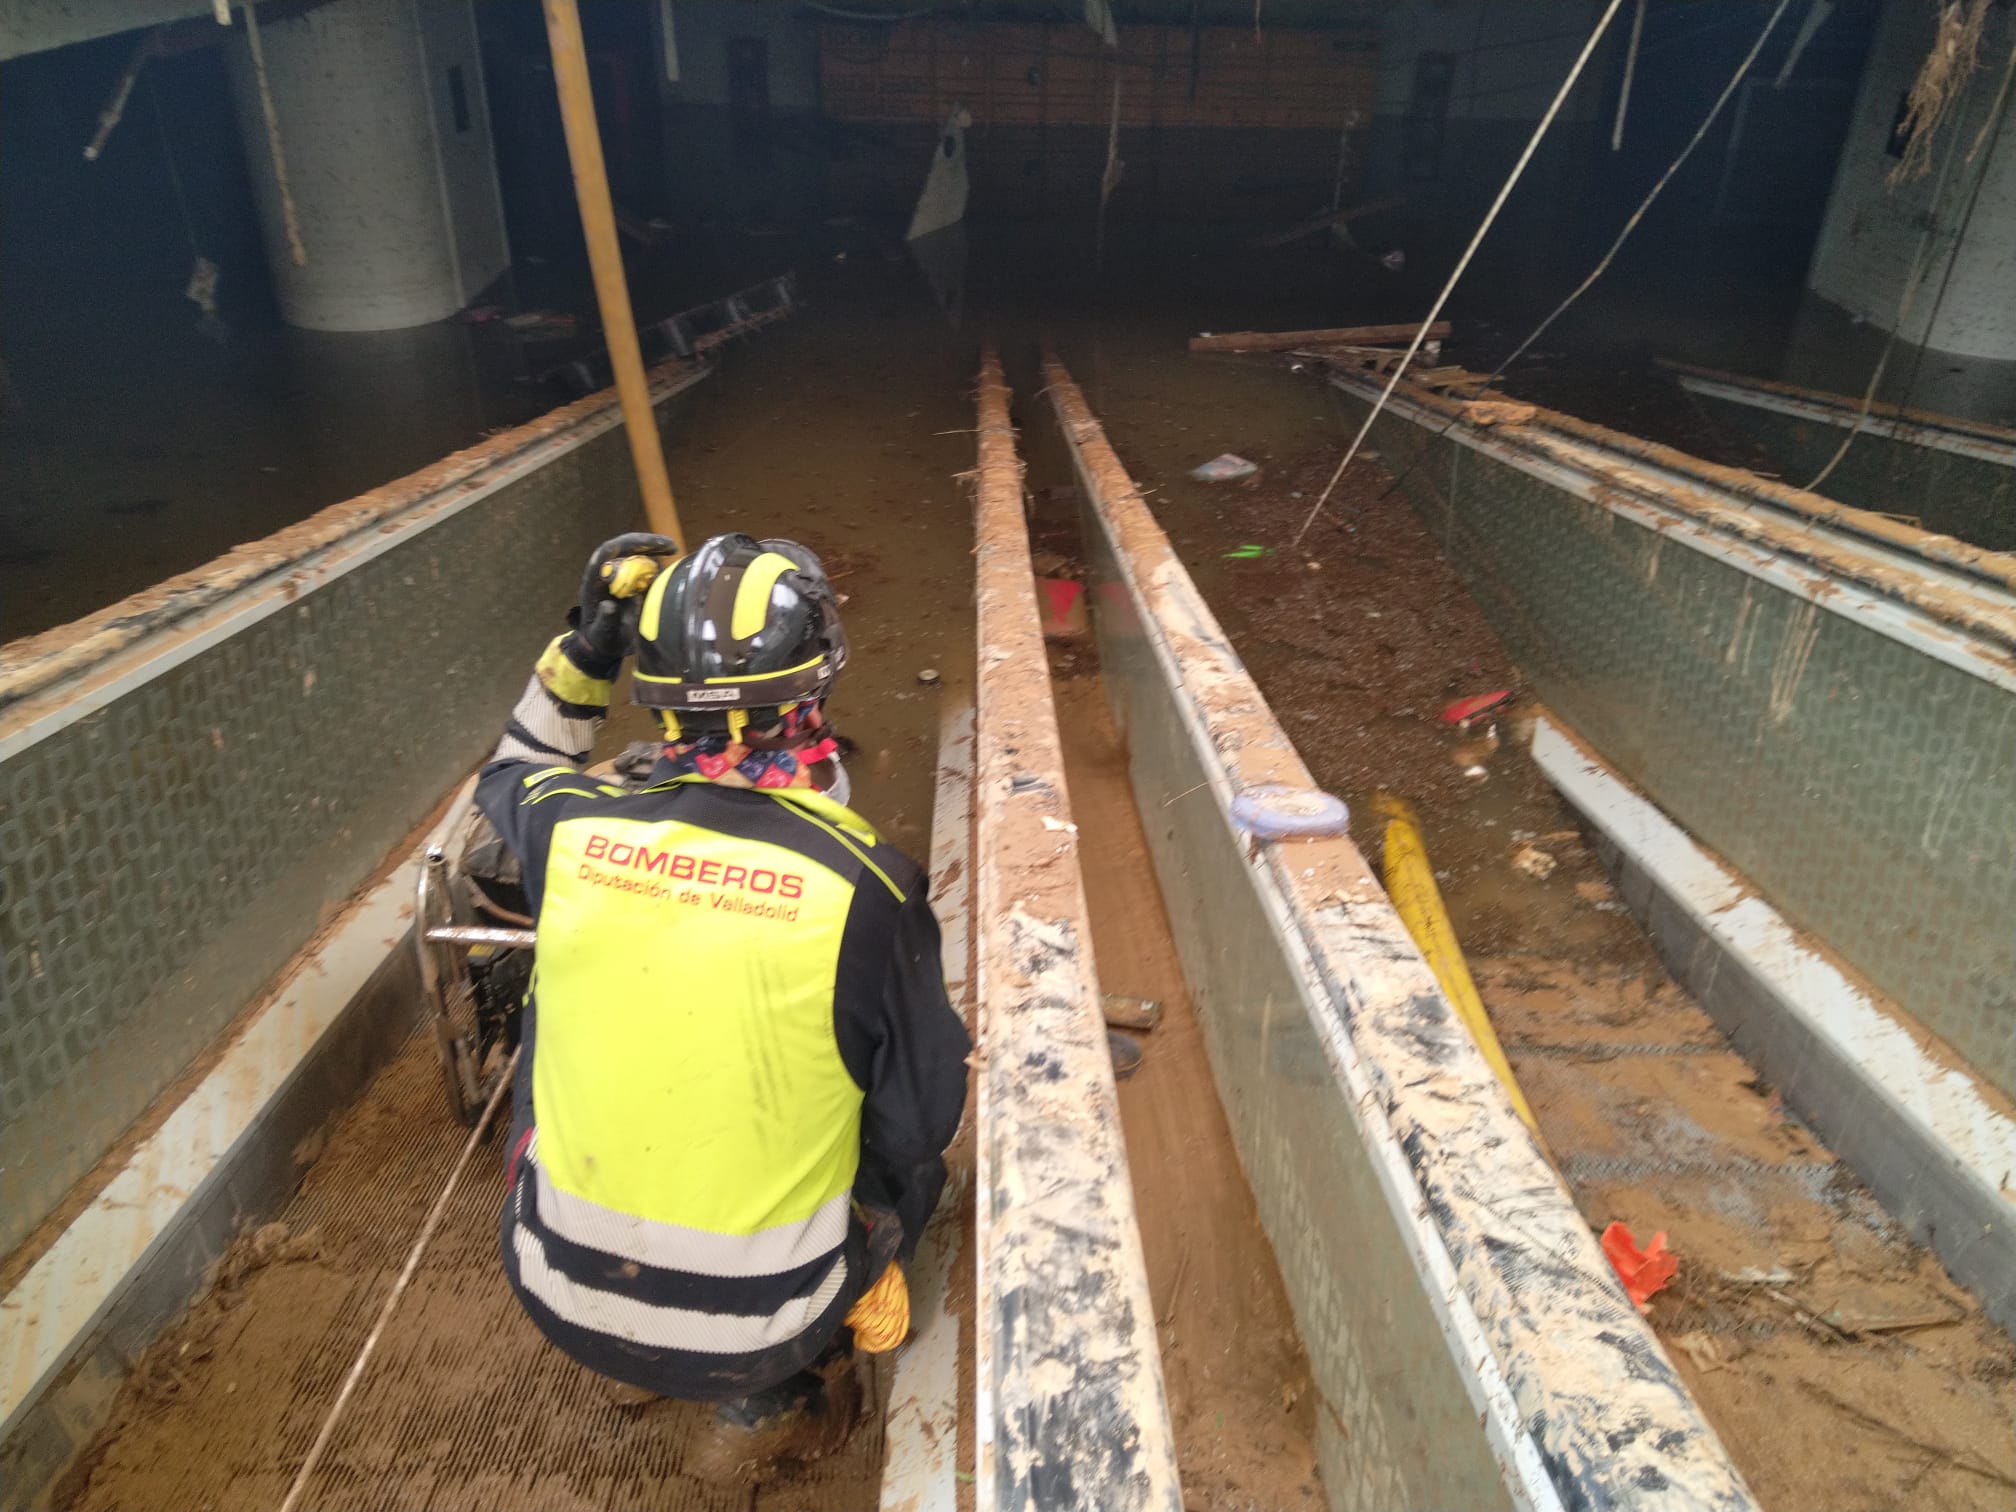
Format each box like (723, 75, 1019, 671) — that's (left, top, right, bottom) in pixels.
(1374, 795, 1543, 1139)
(541, 0, 684, 549)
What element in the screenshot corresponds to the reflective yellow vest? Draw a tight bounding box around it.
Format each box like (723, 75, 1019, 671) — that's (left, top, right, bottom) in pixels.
(493, 774, 915, 1361)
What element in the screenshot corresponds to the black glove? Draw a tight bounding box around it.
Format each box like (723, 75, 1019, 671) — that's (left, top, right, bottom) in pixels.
(571, 533, 680, 664)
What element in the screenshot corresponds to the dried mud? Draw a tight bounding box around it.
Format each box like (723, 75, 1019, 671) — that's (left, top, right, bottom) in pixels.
(1137, 432, 2016, 1512)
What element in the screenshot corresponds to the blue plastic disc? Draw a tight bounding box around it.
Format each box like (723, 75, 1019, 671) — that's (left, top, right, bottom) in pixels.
(1229, 785, 1352, 840)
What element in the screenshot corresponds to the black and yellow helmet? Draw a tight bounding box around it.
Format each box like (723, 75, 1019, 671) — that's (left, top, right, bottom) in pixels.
(631, 533, 848, 738)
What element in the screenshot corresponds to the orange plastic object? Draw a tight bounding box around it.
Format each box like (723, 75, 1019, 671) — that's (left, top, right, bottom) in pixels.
(1600, 1222, 1678, 1310)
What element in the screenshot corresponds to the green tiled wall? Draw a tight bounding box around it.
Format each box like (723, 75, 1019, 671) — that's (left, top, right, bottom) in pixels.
(1351, 396, 2016, 1103)
(1687, 391, 2016, 552)
(0, 387, 701, 1255)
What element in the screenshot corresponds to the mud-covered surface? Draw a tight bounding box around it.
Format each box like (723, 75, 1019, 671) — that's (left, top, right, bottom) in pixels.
(1086, 392, 2016, 1510)
(1486, 954, 2016, 1512)
(1052, 674, 1323, 1512)
(58, 1035, 892, 1512)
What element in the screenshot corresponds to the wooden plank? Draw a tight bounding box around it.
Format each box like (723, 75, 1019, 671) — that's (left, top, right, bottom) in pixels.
(1189, 321, 1452, 354)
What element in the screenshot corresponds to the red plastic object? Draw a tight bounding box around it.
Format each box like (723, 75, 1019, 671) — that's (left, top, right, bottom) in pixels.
(1440, 689, 1514, 727)
(1037, 577, 1088, 638)
(1601, 1222, 1678, 1310)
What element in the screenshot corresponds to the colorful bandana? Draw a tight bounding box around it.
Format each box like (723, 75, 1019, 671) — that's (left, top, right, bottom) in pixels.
(657, 703, 838, 791)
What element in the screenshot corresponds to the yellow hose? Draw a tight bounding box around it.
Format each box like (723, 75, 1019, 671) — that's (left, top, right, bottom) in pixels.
(1374, 794, 1542, 1137)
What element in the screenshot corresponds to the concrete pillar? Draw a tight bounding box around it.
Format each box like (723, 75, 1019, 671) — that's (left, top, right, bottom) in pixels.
(226, 0, 509, 332)
(1806, 1, 2016, 361)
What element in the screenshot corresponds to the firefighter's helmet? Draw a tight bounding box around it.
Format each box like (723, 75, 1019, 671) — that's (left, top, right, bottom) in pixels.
(631, 533, 848, 738)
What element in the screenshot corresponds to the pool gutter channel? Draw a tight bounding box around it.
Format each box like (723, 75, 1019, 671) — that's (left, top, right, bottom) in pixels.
(1045, 354, 1757, 1512)
(1531, 714, 2016, 1335)
(1321, 371, 2016, 683)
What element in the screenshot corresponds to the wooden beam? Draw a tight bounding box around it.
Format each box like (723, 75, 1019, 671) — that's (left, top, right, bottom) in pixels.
(1189, 321, 1451, 354)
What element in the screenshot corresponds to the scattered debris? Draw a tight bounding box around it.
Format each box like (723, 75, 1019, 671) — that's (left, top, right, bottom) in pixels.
(503, 310, 579, 338)
(1379, 248, 1406, 272)
(1461, 400, 1538, 428)
(1440, 689, 1513, 728)
(1451, 723, 1500, 779)
(1224, 543, 1269, 560)
(1040, 815, 1078, 834)
(1511, 844, 1557, 880)
(917, 667, 942, 685)
(1673, 1330, 1736, 1373)
(1188, 321, 1450, 354)
(1102, 993, 1163, 1030)
(1191, 453, 1260, 483)
(1601, 1221, 1678, 1310)
(1574, 878, 1614, 904)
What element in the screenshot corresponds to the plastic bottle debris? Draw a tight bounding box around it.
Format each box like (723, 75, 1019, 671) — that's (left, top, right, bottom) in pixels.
(1191, 453, 1259, 482)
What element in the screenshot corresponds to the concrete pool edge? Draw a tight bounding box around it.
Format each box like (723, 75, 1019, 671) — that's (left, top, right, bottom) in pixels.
(0, 361, 710, 742)
(969, 350, 1182, 1512)
(1532, 713, 2016, 1334)
(1047, 355, 1757, 1512)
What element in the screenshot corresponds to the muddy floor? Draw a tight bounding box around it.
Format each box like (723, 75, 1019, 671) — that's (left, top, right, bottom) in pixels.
(1059, 355, 2016, 1512)
(60, 1035, 895, 1512)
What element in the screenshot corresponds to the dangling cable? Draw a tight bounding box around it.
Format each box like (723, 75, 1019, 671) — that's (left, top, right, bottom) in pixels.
(147, 72, 199, 262)
(241, 0, 307, 266)
(1611, 0, 1646, 151)
(1289, 0, 1626, 548)
(1800, 47, 2010, 495)
(275, 1048, 519, 1512)
(1492, 0, 1795, 379)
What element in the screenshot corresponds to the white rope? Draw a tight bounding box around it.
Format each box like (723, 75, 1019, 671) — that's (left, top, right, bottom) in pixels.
(241, 1, 307, 267)
(1611, 0, 1645, 150)
(276, 1047, 520, 1512)
(1290, 0, 1626, 548)
(1491, 0, 1796, 380)
(1802, 46, 2013, 493)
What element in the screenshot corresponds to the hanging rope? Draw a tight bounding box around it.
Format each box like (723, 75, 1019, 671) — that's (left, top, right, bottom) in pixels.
(275, 1048, 520, 1512)
(241, 0, 307, 266)
(1290, 0, 1627, 548)
(1802, 45, 2013, 493)
(1346, 0, 1804, 520)
(147, 72, 200, 263)
(1096, 70, 1123, 269)
(1611, 0, 1645, 151)
(1492, 0, 1795, 379)
(147, 70, 223, 322)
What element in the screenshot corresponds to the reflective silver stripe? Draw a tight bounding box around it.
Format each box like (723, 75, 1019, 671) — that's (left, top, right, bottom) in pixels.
(510, 1221, 849, 1354)
(533, 1153, 851, 1279)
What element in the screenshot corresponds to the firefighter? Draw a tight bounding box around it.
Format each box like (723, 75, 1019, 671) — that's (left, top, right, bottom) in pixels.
(475, 531, 969, 1480)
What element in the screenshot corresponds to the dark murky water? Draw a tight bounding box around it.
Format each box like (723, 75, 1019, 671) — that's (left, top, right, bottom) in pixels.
(6, 208, 2010, 648)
